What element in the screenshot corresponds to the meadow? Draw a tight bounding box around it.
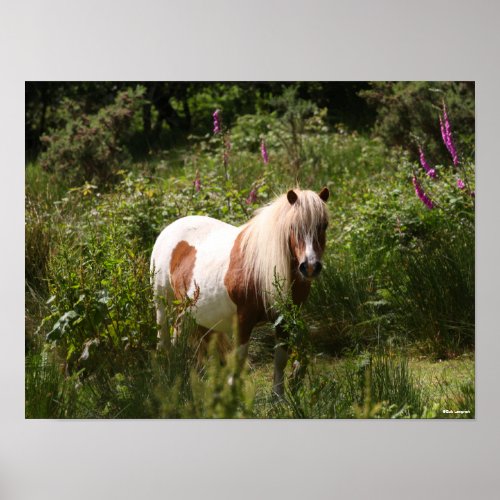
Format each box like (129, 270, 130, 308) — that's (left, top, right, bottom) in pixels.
(25, 82, 475, 418)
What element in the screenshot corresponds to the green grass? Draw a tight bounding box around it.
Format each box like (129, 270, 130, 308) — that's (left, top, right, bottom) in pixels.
(25, 344, 475, 419)
(25, 351, 79, 418)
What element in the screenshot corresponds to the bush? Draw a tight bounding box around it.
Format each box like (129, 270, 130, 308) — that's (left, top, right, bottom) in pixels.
(39, 87, 146, 185)
(36, 186, 158, 373)
(360, 82, 475, 161)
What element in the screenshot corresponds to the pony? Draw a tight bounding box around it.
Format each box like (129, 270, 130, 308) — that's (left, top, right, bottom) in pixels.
(150, 187, 330, 396)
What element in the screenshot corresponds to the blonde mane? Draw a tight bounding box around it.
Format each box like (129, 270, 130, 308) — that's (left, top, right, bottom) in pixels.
(239, 188, 329, 309)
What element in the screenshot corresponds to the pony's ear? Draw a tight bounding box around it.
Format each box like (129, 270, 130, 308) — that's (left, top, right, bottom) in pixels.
(287, 189, 298, 205)
(318, 187, 329, 202)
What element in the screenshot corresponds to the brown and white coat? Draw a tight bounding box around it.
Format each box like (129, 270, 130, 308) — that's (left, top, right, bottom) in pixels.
(150, 187, 329, 396)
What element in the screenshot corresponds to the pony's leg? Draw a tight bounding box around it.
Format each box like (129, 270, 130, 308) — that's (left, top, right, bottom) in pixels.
(235, 342, 249, 371)
(234, 313, 254, 372)
(153, 284, 172, 351)
(194, 326, 231, 365)
(155, 297, 171, 351)
(273, 325, 289, 398)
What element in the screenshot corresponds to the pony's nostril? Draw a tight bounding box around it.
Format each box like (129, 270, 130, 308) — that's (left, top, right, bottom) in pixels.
(299, 262, 307, 276)
(299, 261, 322, 278)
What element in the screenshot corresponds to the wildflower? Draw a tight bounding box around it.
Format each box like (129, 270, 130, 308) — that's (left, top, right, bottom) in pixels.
(246, 187, 257, 204)
(440, 103, 459, 166)
(412, 176, 433, 209)
(457, 178, 465, 190)
(260, 139, 269, 164)
(439, 115, 448, 149)
(419, 147, 436, 178)
(193, 170, 201, 192)
(213, 109, 221, 134)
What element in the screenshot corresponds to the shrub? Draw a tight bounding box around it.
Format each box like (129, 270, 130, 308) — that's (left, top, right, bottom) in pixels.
(36, 187, 158, 374)
(360, 82, 475, 161)
(39, 87, 146, 185)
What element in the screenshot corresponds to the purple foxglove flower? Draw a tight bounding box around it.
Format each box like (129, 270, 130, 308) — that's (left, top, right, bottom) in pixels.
(213, 109, 221, 134)
(246, 187, 258, 205)
(457, 178, 465, 190)
(449, 145, 458, 167)
(441, 104, 459, 166)
(419, 147, 437, 178)
(439, 116, 448, 149)
(261, 139, 269, 164)
(412, 176, 433, 209)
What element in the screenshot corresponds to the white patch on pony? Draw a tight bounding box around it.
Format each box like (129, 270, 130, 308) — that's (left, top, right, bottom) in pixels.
(151, 215, 240, 336)
(304, 235, 317, 263)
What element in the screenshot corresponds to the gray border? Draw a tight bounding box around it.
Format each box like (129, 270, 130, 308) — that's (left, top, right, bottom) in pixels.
(2, 1, 500, 499)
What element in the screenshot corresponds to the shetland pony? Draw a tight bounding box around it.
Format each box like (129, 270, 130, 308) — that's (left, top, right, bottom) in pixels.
(150, 187, 329, 396)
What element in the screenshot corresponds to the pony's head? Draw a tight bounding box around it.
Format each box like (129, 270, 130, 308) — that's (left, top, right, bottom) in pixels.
(240, 187, 330, 308)
(287, 187, 329, 281)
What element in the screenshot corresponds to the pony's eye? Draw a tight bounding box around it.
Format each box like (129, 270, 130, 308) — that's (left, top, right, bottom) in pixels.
(318, 222, 328, 232)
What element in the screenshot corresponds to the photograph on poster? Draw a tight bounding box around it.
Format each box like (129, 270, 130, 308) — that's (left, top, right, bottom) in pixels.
(25, 81, 475, 419)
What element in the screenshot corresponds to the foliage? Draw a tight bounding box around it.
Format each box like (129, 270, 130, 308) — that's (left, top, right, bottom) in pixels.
(272, 273, 312, 393)
(36, 187, 158, 374)
(25, 338, 474, 419)
(25, 195, 55, 293)
(360, 82, 475, 161)
(39, 87, 146, 185)
(308, 105, 474, 355)
(25, 350, 80, 418)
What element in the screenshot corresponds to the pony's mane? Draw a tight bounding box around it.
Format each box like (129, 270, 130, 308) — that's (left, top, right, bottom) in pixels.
(239, 188, 329, 309)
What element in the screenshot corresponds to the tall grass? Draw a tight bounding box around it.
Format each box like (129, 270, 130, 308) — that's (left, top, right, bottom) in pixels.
(255, 354, 426, 419)
(27, 339, 473, 419)
(388, 230, 474, 353)
(25, 351, 79, 418)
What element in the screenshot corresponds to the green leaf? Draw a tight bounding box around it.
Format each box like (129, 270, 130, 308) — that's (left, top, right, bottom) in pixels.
(274, 315, 284, 327)
(46, 310, 79, 341)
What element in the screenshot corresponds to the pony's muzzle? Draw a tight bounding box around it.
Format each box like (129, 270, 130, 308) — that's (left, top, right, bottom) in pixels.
(299, 261, 323, 279)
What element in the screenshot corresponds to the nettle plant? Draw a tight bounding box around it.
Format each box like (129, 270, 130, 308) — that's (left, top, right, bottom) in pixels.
(411, 102, 475, 215)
